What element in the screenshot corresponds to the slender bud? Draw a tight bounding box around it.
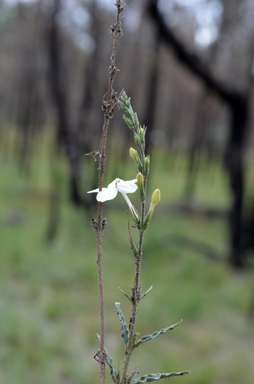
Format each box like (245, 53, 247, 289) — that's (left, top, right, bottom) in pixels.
(151, 189, 161, 209)
(129, 147, 138, 161)
(136, 172, 143, 188)
(139, 127, 145, 144)
(134, 112, 139, 127)
(126, 96, 131, 108)
(143, 189, 161, 229)
(134, 133, 141, 146)
(122, 91, 127, 102)
(130, 147, 143, 171)
(144, 156, 150, 175)
(137, 172, 145, 201)
(123, 115, 133, 128)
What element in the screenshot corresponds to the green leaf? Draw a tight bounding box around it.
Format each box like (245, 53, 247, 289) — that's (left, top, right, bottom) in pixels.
(118, 100, 124, 109)
(134, 112, 139, 126)
(119, 287, 132, 302)
(135, 320, 183, 347)
(131, 371, 190, 384)
(123, 114, 133, 128)
(104, 346, 119, 383)
(115, 302, 129, 345)
(96, 334, 118, 383)
(140, 285, 153, 300)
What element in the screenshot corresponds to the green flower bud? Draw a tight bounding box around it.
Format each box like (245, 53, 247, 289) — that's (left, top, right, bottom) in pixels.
(151, 189, 161, 209)
(134, 112, 139, 126)
(126, 96, 131, 108)
(123, 115, 133, 129)
(143, 189, 161, 229)
(144, 156, 150, 175)
(136, 172, 143, 188)
(139, 127, 145, 144)
(129, 147, 142, 171)
(134, 133, 141, 146)
(130, 147, 138, 161)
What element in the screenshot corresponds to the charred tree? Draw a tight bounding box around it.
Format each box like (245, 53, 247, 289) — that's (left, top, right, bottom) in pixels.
(142, 30, 161, 152)
(15, 54, 41, 176)
(46, 0, 82, 206)
(148, 0, 250, 267)
(46, 141, 61, 244)
(77, 1, 104, 156)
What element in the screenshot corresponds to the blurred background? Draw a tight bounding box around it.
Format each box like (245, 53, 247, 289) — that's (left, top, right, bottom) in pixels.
(0, 0, 254, 383)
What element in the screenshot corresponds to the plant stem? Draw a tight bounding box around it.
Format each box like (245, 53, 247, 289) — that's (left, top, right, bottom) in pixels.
(121, 191, 146, 384)
(93, 2, 123, 384)
(96, 223, 106, 384)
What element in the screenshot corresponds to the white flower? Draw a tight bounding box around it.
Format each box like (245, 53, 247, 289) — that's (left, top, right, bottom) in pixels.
(87, 178, 138, 216)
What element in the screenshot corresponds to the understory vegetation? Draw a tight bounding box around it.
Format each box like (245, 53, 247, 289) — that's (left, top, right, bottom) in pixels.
(0, 128, 253, 384)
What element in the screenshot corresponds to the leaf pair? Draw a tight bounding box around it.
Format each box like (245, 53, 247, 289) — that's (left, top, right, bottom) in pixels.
(115, 303, 183, 350)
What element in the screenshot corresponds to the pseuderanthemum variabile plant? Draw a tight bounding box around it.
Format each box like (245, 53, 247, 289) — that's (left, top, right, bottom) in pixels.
(88, 89, 189, 384)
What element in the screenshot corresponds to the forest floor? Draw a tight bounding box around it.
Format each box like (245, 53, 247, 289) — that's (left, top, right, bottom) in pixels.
(0, 132, 254, 384)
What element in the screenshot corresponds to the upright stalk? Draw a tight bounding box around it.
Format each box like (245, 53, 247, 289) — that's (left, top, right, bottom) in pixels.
(92, 2, 123, 384)
(121, 184, 146, 383)
(90, 90, 188, 384)
(117, 92, 164, 384)
(121, 228, 145, 384)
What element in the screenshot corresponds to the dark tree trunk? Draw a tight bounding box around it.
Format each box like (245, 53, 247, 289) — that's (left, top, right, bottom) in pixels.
(148, 0, 249, 267)
(77, 1, 103, 155)
(46, 140, 61, 243)
(142, 32, 161, 153)
(16, 70, 36, 176)
(184, 94, 208, 199)
(225, 95, 248, 266)
(46, 0, 82, 206)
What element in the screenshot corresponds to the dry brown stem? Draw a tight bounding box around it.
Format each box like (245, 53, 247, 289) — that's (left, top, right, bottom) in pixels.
(91, 2, 124, 384)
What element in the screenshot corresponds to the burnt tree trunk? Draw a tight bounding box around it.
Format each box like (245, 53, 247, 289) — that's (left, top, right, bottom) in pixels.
(142, 31, 161, 153)
(77, 0, 104, 155)
(148, 0, 249, 267)
(46, 0, 82, 206)
(225, 95, 248, 266)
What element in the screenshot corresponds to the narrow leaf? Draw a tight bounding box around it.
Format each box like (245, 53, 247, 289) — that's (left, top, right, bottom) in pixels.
(119, 287, 132, 302)
(123, 115, 133, 128)
(131, 371, 190, 384)
(140, 286, 153, 300)
(115, 302, 129, 345)
(104, 346, 119, 383)
(96, 334, 118, 383)
(135, 320, 183, 347)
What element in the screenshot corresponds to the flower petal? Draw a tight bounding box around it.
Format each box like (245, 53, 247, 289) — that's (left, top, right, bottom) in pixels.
(87, 188, 100, 194)
(107, 179, 120, 190)
(117, 179, 138, 194)
(96, 188, 118, 202)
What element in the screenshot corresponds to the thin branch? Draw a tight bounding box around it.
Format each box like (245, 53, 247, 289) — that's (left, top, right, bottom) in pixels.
(92, 2, 124, 384)
(147, 0, 245, 105)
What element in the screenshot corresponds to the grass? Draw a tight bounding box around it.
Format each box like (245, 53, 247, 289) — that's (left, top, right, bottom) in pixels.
(0, 129, 254, 383)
